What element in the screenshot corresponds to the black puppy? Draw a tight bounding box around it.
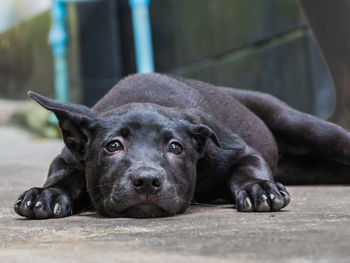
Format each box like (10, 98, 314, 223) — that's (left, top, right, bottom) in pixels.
(14, 73, 350, 218)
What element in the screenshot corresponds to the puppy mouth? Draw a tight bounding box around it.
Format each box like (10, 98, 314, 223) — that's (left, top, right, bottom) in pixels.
(103, 196, 177, 218)
(105, 202, 172, 218)
(120, 203, 171, 218)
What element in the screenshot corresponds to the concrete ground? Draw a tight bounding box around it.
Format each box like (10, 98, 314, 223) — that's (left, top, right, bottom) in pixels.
(1, 126, 350, 263)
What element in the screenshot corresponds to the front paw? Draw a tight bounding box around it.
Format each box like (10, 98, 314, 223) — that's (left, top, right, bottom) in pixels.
(235, 181, 290, 212)
(14, 187, 72, 219)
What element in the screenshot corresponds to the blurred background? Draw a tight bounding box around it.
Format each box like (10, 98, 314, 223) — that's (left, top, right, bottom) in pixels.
(0, 0, 334, 138)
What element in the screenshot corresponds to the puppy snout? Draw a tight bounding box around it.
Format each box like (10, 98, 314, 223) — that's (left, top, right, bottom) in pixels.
(131, 168, 163, 195)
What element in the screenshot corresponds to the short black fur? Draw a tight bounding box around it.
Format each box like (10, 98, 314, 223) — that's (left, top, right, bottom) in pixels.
(14, 74, 350, 219)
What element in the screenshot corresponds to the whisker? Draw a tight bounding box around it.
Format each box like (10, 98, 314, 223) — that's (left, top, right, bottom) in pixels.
(189, 201, 224, 208)
(78, 191, 105, 212)
(174, 192, 226, 208)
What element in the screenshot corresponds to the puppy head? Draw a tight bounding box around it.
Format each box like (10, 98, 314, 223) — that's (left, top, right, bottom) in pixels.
(29, 92, 220, 218)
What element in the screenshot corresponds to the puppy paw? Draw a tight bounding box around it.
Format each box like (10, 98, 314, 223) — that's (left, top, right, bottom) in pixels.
(235, 181, 290, 212)
(14, 187, 72, 219)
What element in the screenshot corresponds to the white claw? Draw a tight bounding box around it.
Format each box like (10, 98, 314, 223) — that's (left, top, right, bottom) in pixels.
(26, 201, 31, 207)
(244, 198, 252, 208)
(54, 203, 61, 215)
(35, 201, 43, 208)
(280, 191, 288, 197)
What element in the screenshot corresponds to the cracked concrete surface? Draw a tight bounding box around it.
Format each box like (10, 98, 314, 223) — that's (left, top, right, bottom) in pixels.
(1, 127, 350, 263)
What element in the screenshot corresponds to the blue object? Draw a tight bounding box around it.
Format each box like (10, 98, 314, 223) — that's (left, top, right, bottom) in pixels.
(49, 0, 69, 103)
(129, 0, 155, 73)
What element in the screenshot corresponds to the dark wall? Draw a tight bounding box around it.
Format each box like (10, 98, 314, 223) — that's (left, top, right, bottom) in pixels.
(150, 0, 303, 71)
(0, 0, 333, 118)
(76, 0, 122, 106)
(115, 0, 333, 117)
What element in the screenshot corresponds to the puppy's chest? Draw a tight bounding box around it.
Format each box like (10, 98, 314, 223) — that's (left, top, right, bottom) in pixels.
(195, 148, 234, 194)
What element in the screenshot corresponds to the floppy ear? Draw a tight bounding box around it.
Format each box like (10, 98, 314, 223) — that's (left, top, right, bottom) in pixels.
(183, 109, 246, 154)
(28, 91, 97, 162)
(185, 123, 221, 152)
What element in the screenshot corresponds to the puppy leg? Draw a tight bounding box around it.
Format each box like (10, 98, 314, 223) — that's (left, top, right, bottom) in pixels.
(227, 149, 290, 212)
(14, 154, 89, 219)
(229, 89, 350, 164)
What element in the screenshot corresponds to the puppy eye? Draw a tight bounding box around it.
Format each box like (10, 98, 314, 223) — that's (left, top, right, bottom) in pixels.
(106, 140, 124, 152)
(167, 141, 183, 155)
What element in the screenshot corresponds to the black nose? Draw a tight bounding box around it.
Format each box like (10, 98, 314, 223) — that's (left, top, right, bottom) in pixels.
(131, 169, 163, 195)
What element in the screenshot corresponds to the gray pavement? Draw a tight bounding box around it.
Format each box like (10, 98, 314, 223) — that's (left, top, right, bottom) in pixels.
(1, 127, 350, 263)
